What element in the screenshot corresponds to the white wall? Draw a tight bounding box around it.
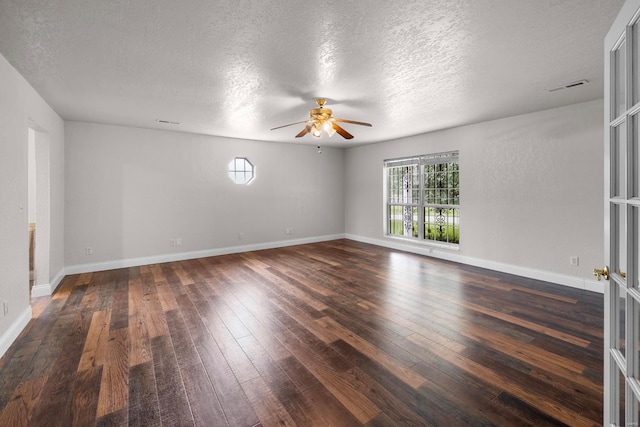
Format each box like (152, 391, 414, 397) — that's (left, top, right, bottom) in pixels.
(0, 52, 65, 358)
(64, 122, 344, 270)
(345, 99, 604, 292)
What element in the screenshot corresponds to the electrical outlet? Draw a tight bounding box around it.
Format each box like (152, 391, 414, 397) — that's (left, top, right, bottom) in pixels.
(85, 247, 93, 255)
(3, 301, 8, 316)
(238, 232, 244, 240)
(170, 239, 176, 247)
(569, 256, 579, 266)
(176, 238, 182, 246)
(285, 227, 294, 235)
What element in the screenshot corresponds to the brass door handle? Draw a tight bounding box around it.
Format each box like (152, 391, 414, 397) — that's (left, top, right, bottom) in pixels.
(619, 270, 627, 278)
(593, 266, 610, 281)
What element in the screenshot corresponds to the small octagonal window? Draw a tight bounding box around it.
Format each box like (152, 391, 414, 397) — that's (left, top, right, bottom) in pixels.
(228, 157, 255, 185)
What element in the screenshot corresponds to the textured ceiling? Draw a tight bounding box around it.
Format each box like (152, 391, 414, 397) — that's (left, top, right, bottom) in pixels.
(0, 0, 625, 146)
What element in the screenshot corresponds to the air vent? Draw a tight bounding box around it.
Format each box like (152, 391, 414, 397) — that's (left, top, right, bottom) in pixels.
(546, 80, 589, 93)
(156, 119, 181, 125)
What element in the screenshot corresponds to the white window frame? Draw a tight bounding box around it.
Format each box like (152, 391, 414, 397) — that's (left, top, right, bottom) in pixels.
(228, 157, 255, 185)
(384, 151, 459, 247)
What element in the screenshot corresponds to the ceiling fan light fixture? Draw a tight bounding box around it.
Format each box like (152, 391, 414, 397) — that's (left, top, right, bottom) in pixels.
(271, 98, 372, 140)
(322, 119, 336, 137)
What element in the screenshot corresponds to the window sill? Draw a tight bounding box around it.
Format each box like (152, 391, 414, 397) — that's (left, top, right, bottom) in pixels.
(385, 235, 460, 251)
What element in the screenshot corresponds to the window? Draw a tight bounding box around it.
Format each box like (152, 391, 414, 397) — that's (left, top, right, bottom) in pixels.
(385, 151, 459, 245)
(228, 157, 255, 184)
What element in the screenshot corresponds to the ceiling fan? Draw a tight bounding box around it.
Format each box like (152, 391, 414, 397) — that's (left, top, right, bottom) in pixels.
(271, 98, 372, 140)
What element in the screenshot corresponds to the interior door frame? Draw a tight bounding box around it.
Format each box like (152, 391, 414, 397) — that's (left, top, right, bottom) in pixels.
(605, 0, 640, 424)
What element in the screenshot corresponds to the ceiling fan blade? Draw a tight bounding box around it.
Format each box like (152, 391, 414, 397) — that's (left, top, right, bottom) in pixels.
(335, 118, 372, 127)
(295, 122, 313, 138)
(332, 122, 354, 139)
(271, 120, 307, 131)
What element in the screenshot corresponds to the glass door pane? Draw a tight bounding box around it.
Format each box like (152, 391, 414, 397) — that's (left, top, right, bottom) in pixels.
(614, 204, 628, 280)
(620, 291, 627, 356)
(635, 207, 640, 289)
(620, 368, 627, 426)
(634, 22, 640, 105)
(633, 115, 640, 198)
(617, 39, 627, 119)
(614, 122, 628, 198)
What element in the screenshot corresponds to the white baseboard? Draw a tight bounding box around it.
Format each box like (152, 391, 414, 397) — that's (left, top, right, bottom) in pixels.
(31, 268, 66, 297)
(0, 306, 32, 361)
(65, 234, 347, 275)
(40, 233, 603, 296)
(345, 234, 605, 294)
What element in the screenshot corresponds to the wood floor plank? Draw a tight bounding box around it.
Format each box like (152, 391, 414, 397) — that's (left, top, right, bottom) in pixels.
(237, 334, 321, 426)
(150, 334, 193, 426)
(276, 355, 364, 426)
(78, 309, 111, 372)
(128, 273, 153, 367)
(192, 330, 260, 426)
(240, 254, 330, 312)
(0, 376, 47, 427)
(343, 365, 436, 426)
(275, 328, 382, 423)
(28, 306, 95, 426)
(316, 316, 427, 389)
(177, 287, 260, 426)
(0, 239, 604, 426)
(165, 306, 228, 426)
(270, 297, 339, 344)
(96, 407, 128, 427)
(140, 271, 169, 339)
(128, 361, 160, 427)
(197, 295, 262, 385)
(449, 295, 592, 347)
(155, 279, 179, 312)
(241, 375, 297, 427)
(414, 333, 598, 425)
(191, 282, 251, 340)
(330, 339, 460, 426)
(0, 337, 43, 409)
(71, 366, 102, 427)
(96, 328, 129, 417)
(24, 316, 79, 382)
(217, 283, 293, 362)
(109, 273, 129, 331)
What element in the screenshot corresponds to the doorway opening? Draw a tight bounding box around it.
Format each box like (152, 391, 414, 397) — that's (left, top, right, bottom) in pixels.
(28, 128, 36, 292)
(27, 125, 50, 298)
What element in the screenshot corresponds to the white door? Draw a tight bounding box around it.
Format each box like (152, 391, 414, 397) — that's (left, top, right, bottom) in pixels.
(604, 1, 640, 424)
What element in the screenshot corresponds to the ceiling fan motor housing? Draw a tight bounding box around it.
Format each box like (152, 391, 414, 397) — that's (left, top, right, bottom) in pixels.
(310, 107, 333, 124)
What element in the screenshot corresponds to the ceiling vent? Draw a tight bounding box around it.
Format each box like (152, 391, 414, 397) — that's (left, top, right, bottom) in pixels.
(546, 79, 589, 93)
(156, 119, 181, 125)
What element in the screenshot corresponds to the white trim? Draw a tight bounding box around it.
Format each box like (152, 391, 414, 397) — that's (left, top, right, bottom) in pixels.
(30, 284, 50, 298)
(65, 234, 346, 275)
(30, 233, 602, 298)
(346, 234, 605, 294)
(0, 306, 32, 360)
(30, 268, 66, 297)
(50, 268, 66, 293)
(385, 234, 460, 251)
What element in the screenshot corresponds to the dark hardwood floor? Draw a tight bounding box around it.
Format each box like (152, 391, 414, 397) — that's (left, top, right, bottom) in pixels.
(0, 239, 603, 426)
